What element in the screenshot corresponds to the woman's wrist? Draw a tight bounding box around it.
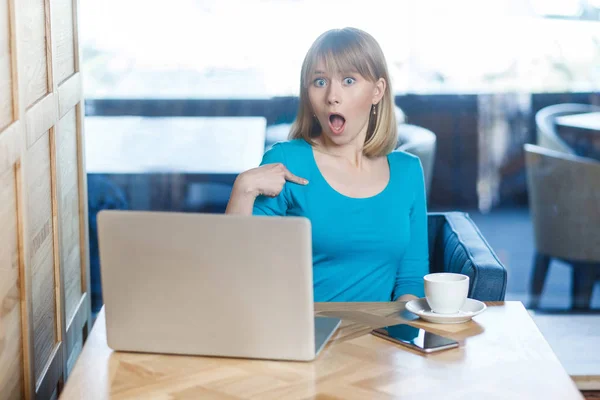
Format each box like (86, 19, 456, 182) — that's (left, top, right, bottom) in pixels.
(225, 175, 260, 215)
(233, 174, 259, 199)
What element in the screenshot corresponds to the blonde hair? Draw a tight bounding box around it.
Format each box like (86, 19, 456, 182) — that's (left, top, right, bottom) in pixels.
(289, 27, 397, 157)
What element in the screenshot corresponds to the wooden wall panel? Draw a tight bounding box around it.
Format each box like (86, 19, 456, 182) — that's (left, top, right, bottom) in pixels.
(2, 0, 90, 397)
(18, 0, 49, 109)
(25, 132, 58, 382)
(0, 167, 24, 399)
(58, 73, 80, 119)
(0, 0, 13, 130)
(50, 0, 75, 84)
(67, 101, 91, 378)
(55, 108, 81, 326)
(25, 92, 57, 148)
(0, 122, 21, 174)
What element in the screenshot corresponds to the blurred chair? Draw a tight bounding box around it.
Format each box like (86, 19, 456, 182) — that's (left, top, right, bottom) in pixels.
(395, 123, 437, 197)
(524, 144, 600, 310)
(265, 123, 291, 151)
(394, 104, 436, 197)
(394, 105, 406, 124)
(535, 103, 600, 154)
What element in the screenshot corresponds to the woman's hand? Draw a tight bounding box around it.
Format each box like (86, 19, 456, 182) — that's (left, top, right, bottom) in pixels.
(225, 163, 308, 215)
(235, 163, 308, 198)
(396, 294, 419, 302)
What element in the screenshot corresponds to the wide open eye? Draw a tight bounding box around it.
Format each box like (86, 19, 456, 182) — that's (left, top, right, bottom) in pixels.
(313, 78, 327, 87)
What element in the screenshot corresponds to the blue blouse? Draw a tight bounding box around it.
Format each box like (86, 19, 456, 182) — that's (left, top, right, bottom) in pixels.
(253, 138, 428, 301)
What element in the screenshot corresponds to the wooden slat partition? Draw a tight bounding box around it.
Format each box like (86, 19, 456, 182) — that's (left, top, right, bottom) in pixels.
(0, 0, 90, 398)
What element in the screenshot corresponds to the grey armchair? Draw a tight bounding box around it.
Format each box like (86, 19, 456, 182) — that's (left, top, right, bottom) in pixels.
(524, 144, 600, 309)
(265, 123, 290, 152)
(428, 212, 507, 301)
(396, 124, 436, 198)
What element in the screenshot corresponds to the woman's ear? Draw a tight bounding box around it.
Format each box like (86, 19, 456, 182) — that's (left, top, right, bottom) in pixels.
(373, 78, 386, 105)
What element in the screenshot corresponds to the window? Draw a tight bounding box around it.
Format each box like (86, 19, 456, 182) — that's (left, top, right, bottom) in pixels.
(80, 0, 600, 98)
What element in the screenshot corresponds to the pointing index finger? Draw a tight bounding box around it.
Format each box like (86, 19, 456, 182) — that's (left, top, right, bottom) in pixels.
(283, 168, 309, 185)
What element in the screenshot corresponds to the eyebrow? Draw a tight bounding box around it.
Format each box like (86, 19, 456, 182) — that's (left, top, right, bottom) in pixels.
(312, 69, 358, 75)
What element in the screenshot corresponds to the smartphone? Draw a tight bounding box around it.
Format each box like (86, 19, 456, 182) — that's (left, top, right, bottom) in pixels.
(371, 323, 459, 353)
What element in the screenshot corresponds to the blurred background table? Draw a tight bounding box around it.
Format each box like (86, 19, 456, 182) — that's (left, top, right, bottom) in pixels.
(555, 112, 600, 160)
(84, 116, 267, 211)
(85, 116, 266, 175)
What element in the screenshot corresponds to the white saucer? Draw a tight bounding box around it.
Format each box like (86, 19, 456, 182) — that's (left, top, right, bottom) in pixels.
(405, 298, 486, 324)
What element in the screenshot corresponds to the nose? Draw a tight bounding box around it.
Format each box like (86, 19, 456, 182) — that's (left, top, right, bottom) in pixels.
(327, 81, 342, 105)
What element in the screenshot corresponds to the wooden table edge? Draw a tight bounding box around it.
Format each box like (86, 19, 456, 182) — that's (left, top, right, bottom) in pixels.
(62, 301, 596, 397)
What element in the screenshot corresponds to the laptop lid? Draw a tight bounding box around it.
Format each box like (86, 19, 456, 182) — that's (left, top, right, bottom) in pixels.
(97, 210, 318, 361)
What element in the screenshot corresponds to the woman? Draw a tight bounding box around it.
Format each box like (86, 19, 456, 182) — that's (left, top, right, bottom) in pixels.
(226, 27, 428, 302)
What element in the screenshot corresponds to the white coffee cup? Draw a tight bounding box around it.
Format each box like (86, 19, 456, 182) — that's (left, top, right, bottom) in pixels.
(424, 273, 469, 314)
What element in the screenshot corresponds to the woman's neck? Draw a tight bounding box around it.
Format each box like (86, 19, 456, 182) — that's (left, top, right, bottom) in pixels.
(314, 130, 369, 169)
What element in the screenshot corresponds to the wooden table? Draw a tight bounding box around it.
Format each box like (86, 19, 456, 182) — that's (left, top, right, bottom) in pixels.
(60, 302, 586, 399)
(555, 112, 600, 132)
(555, 112, 600, 160)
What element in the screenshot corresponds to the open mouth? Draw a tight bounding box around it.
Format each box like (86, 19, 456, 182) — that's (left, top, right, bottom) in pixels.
(328, 113, 346, 135)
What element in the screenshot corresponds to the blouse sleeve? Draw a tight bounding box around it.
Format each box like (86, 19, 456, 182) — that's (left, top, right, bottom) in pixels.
(252, 143, 290, 216)
(393, 156, 429, 300)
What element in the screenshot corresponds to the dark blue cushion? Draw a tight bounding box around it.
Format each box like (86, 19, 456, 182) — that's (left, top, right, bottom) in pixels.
(428, 212, 507, 301)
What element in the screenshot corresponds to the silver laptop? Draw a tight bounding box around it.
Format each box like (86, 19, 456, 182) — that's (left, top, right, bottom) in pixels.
(97, 210, 340, 361)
